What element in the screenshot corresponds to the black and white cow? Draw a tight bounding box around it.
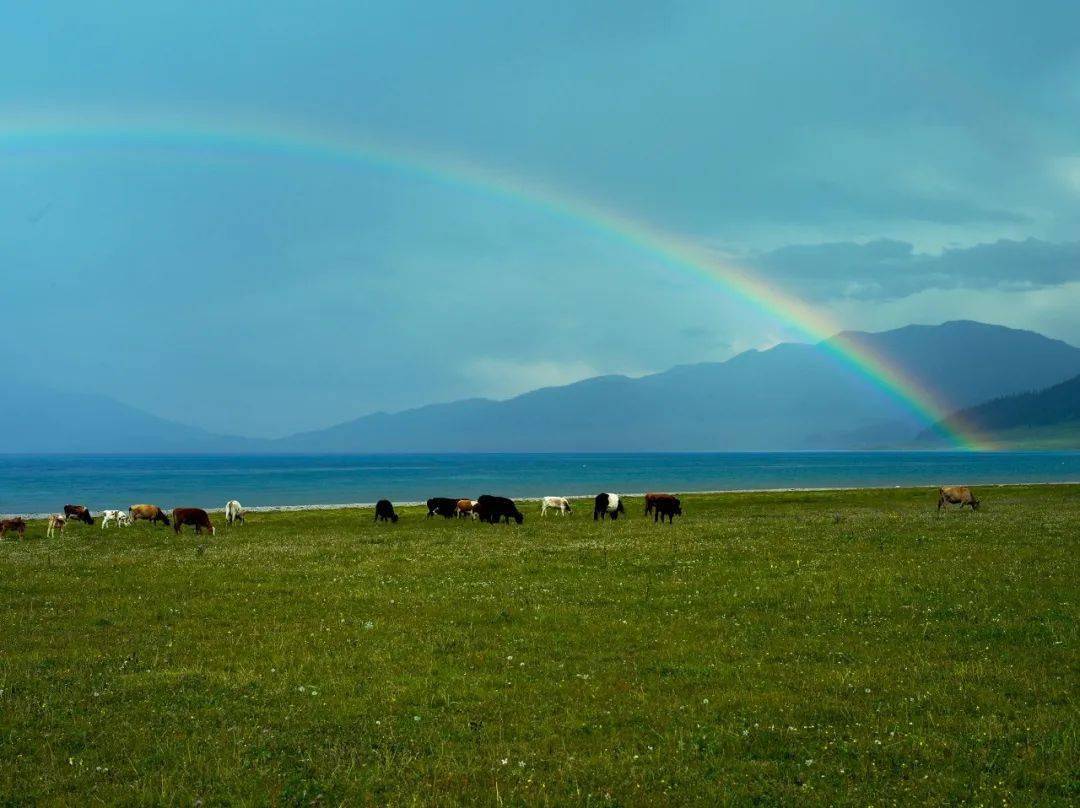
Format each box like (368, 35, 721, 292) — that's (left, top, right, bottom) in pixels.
(593, 493, 626, 521)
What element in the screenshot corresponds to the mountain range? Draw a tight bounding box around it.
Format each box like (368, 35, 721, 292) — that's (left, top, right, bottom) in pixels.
(5, 320, 1080, 453)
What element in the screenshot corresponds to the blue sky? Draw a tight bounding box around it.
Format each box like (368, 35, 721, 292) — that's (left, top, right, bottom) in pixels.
(4, 1, 1079, 436)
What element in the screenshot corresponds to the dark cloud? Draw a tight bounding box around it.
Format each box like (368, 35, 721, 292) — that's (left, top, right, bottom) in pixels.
(749, 239, 1080, 301)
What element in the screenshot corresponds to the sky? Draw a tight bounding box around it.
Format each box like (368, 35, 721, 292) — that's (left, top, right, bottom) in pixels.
(3, 1, 1079, 437)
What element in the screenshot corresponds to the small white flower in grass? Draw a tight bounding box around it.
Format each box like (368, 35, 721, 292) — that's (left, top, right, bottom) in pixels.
(702, 698, 709, 705)
(501, 758, 509, 766)
(413, 715, 420, 722)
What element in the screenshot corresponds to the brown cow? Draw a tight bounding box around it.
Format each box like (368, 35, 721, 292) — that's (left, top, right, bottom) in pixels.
(64, 505, 93, 525)
(1, 517, 27, 540)
(649, 494, 683, 523)
(456, 499, 477, 519)
(129, 504, 171, 526)
(644, 492, 672, 516)
(938, 486, 980, 512)
(172, 508, 215, 535)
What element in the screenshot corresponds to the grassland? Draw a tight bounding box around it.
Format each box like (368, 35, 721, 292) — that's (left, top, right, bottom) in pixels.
(0, 485, 1076, 805)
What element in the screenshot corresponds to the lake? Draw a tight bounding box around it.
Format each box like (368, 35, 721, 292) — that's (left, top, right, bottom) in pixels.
(2, 452, 1079, 515)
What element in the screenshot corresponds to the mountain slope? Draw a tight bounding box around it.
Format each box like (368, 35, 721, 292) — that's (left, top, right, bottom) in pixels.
(0, 383, 257, 454)
(920, 373, 1080, 448)
(275, 321, 1080, 452)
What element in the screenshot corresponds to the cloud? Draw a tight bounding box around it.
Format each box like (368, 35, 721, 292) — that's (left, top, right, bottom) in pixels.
(748, 238, 1080, 301)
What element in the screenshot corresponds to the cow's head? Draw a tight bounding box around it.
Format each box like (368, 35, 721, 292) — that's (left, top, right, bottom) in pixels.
(513, 512, 524, 525)
(972, 498, 981, 510)
(616, 500, 626, 513)
(161, 514, 171, 526)
(391, 513, 399, 523)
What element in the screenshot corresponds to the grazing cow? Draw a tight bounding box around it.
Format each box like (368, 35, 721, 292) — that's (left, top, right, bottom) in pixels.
(172, 508, 216, 536)
(64, 505, 93, 525)
(129, 504, 171, 526)
(47, 514, 66, 538)
(476, 495, 524, 525)
(225, 500, 245, 526)
(541, 496, 572, 516)
(426, 497, 460, 519)
(938, 486, 980, 512)
(374, 499, 399, 523)
(593, 493, 625, 521)
(456, 499, 478, 519)
(644, 493, 671, 516)
(1, 517, 27, 540)
(649, 494, 683, 523)
(100, 509, 131, 529)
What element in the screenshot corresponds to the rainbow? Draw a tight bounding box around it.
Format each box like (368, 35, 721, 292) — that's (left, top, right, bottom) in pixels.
(1, 110, 991, 449)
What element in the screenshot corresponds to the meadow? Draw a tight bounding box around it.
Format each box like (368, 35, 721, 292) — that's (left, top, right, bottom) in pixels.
(0, 485, 1076, 805)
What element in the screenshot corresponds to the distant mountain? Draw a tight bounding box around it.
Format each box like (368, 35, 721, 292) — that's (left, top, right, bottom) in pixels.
(0, 382, 256, 454)
(7, 321, 1079, 453)
(274, 321, 1080, 452)
(919, 373, 1080, 449)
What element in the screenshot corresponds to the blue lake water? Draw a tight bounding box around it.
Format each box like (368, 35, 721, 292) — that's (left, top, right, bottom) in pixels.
(1, 452, 1078, 515)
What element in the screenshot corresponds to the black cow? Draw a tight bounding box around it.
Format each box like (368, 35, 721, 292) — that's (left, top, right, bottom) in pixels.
(426, 497, 460, 518)
(475, 495, 524, 524)
(64, 504, 94, 525)
(374, 499, 399, 523)
(650, 494, 682, 523)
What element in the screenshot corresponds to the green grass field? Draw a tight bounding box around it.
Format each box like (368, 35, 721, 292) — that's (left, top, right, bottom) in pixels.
(1, 486, 1076, 805)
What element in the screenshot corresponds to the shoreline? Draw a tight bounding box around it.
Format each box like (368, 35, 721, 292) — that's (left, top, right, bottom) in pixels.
(7, 479, 1079, 520)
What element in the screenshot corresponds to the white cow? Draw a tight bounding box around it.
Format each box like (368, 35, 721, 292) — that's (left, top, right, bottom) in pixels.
(46, 514, 66, 538)
(100, 509, 130, 529)
(226, 500, 245, 526)
(541, 496, 572, 516)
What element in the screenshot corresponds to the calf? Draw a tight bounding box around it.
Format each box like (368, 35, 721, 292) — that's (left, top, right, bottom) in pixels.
(426, 497, 460, 519)
(129, 504, 171, 526)
(100, 509, 131, 529)
(172, 508, 216, 536)
(1, 517, 27, 540)
(541, 496, 572, 516)
(47, 514, 66, 538)
(650, 494, 682, 523)
(225, 500, 245, 526)
(374, 499, 399, 523)
(456, 499, 478, 519)
(476, 495, 524, 524)
(938, 486, 980, 512)
(64, 505, 93, 525)
(593, 493, 625, 521)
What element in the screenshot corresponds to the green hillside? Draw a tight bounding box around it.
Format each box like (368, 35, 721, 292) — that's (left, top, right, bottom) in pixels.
(921, 373, 1080, 448)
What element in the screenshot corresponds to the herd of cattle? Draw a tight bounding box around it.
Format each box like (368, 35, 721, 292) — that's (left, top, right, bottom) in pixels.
(0, 500, 246, 540)
(0, 486, 981, 540)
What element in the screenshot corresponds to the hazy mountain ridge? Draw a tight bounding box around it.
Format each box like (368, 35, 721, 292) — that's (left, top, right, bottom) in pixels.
(5, 321, 1080, 453)
(272, 320, 1080, 452)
